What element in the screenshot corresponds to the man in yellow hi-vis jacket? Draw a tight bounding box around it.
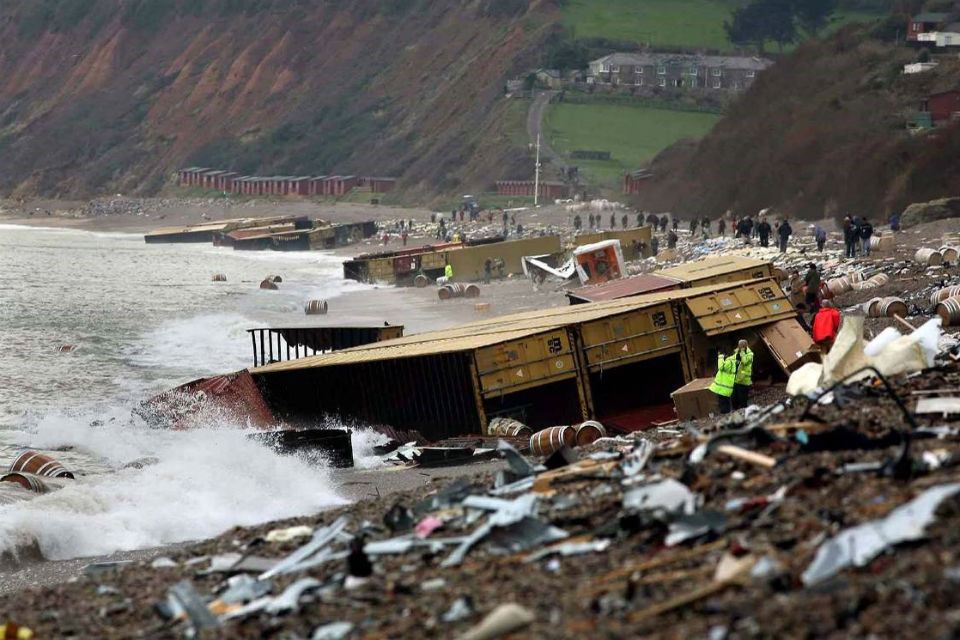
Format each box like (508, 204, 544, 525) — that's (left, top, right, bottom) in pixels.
(709, 351, 737, 414)
(731, 339, 754, 410)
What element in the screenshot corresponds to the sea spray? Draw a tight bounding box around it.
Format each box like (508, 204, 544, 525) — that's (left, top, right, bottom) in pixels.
(0, 407, 347, 561)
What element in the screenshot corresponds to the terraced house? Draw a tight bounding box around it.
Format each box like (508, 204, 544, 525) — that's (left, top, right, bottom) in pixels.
(587, 52, 772, 93)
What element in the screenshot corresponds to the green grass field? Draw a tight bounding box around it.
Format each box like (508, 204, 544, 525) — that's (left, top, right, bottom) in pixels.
(546, 102, 721, 188)
(562, 0, 883, 51)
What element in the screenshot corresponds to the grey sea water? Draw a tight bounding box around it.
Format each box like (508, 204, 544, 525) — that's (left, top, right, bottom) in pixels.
(0, 224, 376, 561)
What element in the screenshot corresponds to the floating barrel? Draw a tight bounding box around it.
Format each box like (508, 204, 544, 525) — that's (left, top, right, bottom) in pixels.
(937, 295, 960, 326)
(487, 417, 532, 438)
(265, 275, 283, 284)
(259, 279, 279, 290)
(877, 297, 908, 318)
(57, 345, 75, 353)
(940, 247, 959, 263)
(438, 283, 468, 300)
(212, 274, 227, 282)
(915, 248, 943, 266)
(413, 274, 429, 288)
(0, 472, 50, 494)
(930, 285, 960, 305)
(863, 297, 883, 316)
(529, 426, 576, 457)
(575, 421, 607, 447)
(826, 278, 852, 297)
(10, 450, 74, 479)
(304, 300, 329, 315)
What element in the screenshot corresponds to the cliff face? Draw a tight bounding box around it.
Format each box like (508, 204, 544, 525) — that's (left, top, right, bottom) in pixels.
(635, 26, 960, 219)
(0, 0, 554, 199)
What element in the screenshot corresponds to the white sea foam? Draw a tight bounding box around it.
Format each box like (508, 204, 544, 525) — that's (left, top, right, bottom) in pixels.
(127, 312, 255, 375)
(0, 408, 346, 561)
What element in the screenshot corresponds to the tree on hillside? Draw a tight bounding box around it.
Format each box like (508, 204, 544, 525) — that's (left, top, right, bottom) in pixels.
(725, 0, 838, 49)
(796, 0, 840, 36)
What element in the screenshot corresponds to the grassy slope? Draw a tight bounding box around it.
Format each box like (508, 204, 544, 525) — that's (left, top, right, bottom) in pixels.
(563, 0, 883, 51)
(546, 103, 721, 188)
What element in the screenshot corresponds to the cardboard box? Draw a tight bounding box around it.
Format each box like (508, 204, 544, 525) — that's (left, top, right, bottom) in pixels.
(758, 319, 821, 374)
(671, 377, 719, 421)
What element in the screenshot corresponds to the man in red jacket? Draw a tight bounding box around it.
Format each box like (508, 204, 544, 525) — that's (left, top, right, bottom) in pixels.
(812, 300, 841, 352)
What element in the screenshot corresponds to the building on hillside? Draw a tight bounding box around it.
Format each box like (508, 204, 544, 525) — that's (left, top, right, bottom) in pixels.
(916, 28, 960, 48)
(535, 68, 563, 89)
(908, 12, 951, 41)
(622, 169, 653, 195)
(586, 52, 772, 93)
(496, 180, 571, 199)
(921, 90, 960, 124)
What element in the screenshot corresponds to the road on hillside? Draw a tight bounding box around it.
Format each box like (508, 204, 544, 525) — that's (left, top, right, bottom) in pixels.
(526, 90, 578, 184)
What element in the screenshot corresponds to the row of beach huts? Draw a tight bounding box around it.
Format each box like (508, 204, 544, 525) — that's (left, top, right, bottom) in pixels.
(177, 168, 397, 197)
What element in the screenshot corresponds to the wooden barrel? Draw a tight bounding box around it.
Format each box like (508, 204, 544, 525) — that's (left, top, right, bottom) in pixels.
(487, 417, 532, 438)
(847, 271, 865, 284)
(826, 278, 851, 297)
(915, 248, 943, 266)
(575, 421, 606, 447)
(773, 268, 788, 283)
(939, 246, 960, 263)
(529, 426, 576, 457)
(930, 285, 960, 305)
(9, 450, 74, 479)
(259, 279, 279, 290)
(304, 300, 329, 315)
(878, 297, 908, 318)
(0, 472, 50, 494)
(413, 274, 429, 288)
(464, 284, 481, 298)
(937, 295, 960, 326)
(863, 297, 883, 317)
(212, 274, 227, 282)
(438, 283, 467, 300)
(869, 236, 881, 249)
(266, 274, 283, 284)
(867, 273, 889, 287)
(474, 302, 491, 313)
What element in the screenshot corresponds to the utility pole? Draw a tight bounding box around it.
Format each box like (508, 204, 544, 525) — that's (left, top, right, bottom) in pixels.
(534, 132, 541, 207)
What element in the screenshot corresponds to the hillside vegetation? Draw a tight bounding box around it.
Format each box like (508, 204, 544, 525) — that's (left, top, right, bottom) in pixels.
(634, 24, 960, 218)
(0, 0, 556, 200)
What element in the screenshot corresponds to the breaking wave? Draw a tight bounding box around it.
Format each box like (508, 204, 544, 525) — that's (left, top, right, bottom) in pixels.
(0, 406, 347, 562)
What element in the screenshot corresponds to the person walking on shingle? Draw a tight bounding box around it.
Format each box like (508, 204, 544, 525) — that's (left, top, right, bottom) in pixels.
(667, 229, 678, 249)
(777, 218, 792, 253)
(672, 217, 679, 232)
(859, 217, 874, 257)
(621, 214, 628, 229)
(610, 213, 616, 230)
(717, 218, 726, 236)
(574, 214, 582, 232)
(659, 215, 668, 232)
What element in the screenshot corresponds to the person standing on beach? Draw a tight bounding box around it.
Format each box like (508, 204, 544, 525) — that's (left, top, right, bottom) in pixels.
(717, 218, 726, 236)
(731, 340, 754, 411)
(757, 218, 772, 247)
(709, 352, 737, 414)
(804, 263, 821, 313)
(815, 224, 827, 252)
(667, 229, 677, 249)
(589, 213, 595, 230)
(659, 215, 668, 232)
(610, 213, 616, 230)
(842, 216, 856, 258)
(574, 214, 582, 232)
(621, 214, 628, 229)
(672, 217, 679, 231)
(777, 219, 792, 253)
(859, 218, 873, 257)
(483, 258, 492, 284)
